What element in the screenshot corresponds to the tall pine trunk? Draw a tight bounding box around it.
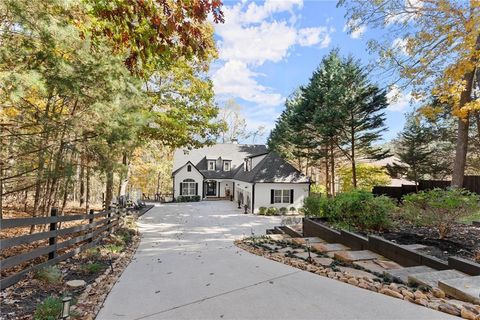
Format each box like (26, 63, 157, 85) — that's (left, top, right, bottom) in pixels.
(105, 164, 114, 209)
(330, 140, 335, 196)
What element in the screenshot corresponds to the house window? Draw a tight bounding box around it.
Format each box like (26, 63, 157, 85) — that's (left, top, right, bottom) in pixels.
(182, 179, 196, 195)
(223, 161, 231, 171)
(244, 158, 252, 171)
(208, 160, 215, 171)
(187, 165, 191, 172)
(273, 190, 291, 203)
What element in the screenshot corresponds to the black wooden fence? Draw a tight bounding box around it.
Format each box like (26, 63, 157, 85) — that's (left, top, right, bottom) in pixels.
(372, 176, 480, 201)
(0, 207, 121, 289)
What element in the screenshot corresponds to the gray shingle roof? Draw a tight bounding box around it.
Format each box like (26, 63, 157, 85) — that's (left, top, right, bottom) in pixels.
(173, 144, 268, 179)
(234, 152, 310, 183)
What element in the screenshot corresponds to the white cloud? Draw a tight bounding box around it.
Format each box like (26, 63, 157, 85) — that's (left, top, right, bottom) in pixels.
(386, 86, 413, 112)
(297, 27, 331, 48)
(344, 19, 366, 39)
(213, 60, 283, 106)
(213, 0, 333, 109)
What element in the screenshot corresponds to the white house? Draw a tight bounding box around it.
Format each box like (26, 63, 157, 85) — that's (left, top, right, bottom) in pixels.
(172, 143, 310, 213)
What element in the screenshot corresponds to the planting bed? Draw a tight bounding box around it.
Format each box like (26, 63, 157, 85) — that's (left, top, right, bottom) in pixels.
(375, 223, 480, 263)
(0, 217, 140, 320)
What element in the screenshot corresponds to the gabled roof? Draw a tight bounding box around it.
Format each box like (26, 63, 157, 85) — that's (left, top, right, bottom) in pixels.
(173, 144, 268, 172)
(234, 152, 310, 183)
(171, 161, 204, 177)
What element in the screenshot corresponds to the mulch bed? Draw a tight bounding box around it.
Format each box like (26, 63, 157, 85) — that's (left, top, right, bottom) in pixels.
(0, 221, 140, 320)
(375, 223, 480, 263)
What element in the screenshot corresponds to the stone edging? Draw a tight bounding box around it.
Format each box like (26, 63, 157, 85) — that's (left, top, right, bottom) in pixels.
(71, 233, 141, 319)
(235, 239, 480, 320)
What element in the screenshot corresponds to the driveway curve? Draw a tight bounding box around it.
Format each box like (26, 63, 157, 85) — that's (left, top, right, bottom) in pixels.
(97, 201, 454, 320)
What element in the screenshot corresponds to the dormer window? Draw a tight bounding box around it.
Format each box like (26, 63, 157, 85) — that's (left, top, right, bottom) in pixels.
(208, 160, 215, 171)
(223, 161, 231, 171)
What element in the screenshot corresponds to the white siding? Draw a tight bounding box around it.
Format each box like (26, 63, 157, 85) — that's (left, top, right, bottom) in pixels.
(253, 183, 309, 213)
(173, 165, 203, 199)
(234, 180, 253, 210)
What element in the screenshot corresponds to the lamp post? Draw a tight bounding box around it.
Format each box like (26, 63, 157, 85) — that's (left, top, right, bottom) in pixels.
(61, 296, 72, 320)
(305, 239, 312, 263)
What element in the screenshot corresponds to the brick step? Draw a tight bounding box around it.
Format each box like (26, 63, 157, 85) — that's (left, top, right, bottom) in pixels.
(407, 269, 467, 288)
(438, 276, 480, 305)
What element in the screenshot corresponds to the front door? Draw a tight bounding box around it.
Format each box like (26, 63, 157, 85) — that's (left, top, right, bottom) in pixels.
(206, 181, 217, 196)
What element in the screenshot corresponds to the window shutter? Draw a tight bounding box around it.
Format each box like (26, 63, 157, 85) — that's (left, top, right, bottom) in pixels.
(290, 189, 294, 204)
(195, 183, 198, 196)
(270, 189, 274, 204)
(179, 183, 183, 195)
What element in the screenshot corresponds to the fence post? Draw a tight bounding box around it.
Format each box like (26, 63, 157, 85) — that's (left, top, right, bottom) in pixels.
(107, 206, 112, 234)
(89, 209, 94, 243)
(48, 208, 58, 260)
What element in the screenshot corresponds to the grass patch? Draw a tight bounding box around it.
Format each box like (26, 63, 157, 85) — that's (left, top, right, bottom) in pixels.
(34, 266, 62, 284)
(33, 295, 62, 320)
(80, 262, 104, 274)
(103, 244, 124, 253)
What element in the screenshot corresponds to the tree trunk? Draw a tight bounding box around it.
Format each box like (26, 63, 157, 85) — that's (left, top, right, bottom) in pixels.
(451, 34, 479, 187)
(324, 145, 329, 197)
(85, 164, 90, 214)
(105, 164, 114, 209)
(330, 140, 335, 196)
(79, 153, 85, 206)
(475, 111, 480, 143)
(350, 112, 357, 189)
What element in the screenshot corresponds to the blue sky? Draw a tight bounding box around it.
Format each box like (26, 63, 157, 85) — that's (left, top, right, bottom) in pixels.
(211, 0, 414, 144)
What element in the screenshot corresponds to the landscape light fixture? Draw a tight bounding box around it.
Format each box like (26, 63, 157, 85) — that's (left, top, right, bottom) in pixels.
(61, 296, 72, 320)
(305, 239, 312, 263)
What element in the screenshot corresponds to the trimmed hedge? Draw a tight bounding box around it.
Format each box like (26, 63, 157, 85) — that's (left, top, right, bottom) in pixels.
(175, 195, 201, 202)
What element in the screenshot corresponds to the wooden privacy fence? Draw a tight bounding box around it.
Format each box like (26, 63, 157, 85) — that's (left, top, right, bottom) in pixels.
(372, 176, 480, 201)
(0, 207, 121, 290)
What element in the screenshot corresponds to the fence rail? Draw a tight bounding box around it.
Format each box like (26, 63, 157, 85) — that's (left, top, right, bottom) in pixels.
(0, 207, 120, 290)
(372, 176, 480, 201)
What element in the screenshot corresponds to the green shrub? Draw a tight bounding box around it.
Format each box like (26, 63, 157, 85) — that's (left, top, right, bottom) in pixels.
(332, 191, 394, 231)
(34, 296, 62, 320)
(302, 194, 331, 217)
(176, 195, 201, 202)
(279, 207, 288, 215)
(80, 262, 104, 274)
(82, 247, 101, 260)
(34, 266, 62, 284)
(402, 188, 480, 238)
(258, 207, 267, 215)
(289, 207, 296, 213)
(266, 207, 279, 216)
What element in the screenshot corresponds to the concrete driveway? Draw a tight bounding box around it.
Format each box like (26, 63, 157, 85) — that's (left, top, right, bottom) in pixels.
(97, 201, 454, 320)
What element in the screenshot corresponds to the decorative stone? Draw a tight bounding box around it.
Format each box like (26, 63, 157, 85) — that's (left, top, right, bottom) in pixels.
(415, 298, 429, 307)
(337, 266, 376, 280)
(460, 308, 477, 320)
(401, 289, 414, 300)
(438, 303, 461, 316)
(66, 280, 86, 288)
(414, 290, 428, 301)
(348, 278, 359, 286)
(354, 260, 386, 273)
(431, 287, 446, 298)
(379, 288, 403, 299)
(374, 259, 402, 270)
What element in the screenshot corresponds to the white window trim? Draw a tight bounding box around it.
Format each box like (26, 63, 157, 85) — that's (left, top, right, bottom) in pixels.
(274, 189, 290, 203)
(223, 161, 231, 171)
(208, 160, 215, 171)
(182, 180, 196, 196)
